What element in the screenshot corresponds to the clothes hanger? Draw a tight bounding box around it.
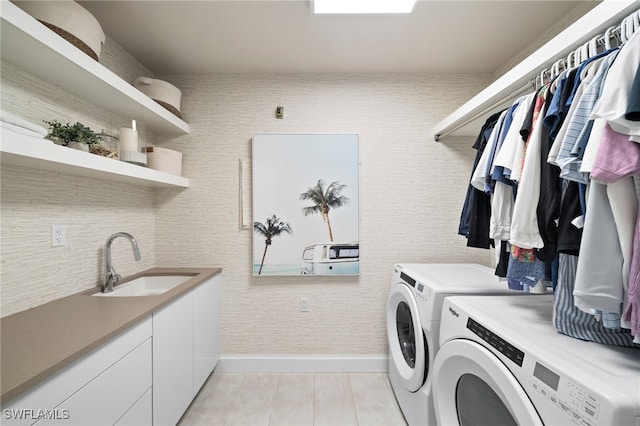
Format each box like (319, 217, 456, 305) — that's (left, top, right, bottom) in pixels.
(566, 50, 575, 70)
(621, 16, 629, 43)
(612, 25, 623, 47)
(551, 57, 565, 78)
(538, 69, 549, 89)
(602, 26, 616, 50)
(588, 35, 600, 57)
(578, 43, 589, 62)
(627, 12, 640, 40)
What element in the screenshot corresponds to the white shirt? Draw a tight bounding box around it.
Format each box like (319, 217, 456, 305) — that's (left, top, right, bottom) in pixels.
(591, 30, 640, 140)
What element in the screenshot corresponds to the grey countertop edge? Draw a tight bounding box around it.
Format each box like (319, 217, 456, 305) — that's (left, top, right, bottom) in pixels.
(0, 267, 222, 404)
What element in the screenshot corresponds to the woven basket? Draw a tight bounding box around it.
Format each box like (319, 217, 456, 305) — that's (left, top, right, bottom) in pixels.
(134, 77, 183, 119)
(154, 100, 182, 119)
(40, 21, 99, 61)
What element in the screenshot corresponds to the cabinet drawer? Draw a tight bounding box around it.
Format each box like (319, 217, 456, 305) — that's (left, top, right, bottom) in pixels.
(2, 318, 152, 426)
(36, 338, 152, 425)
(115, 387, 151, 426)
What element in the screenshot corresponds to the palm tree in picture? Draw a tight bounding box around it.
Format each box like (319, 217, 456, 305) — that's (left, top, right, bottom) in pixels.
(253, 214, 293, 275)
(299, 179, 349, 242)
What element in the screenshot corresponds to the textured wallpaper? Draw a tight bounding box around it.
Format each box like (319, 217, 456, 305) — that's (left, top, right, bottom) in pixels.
(153, 73, 493, 355)
(0, 26, 494, 354)
(0, 36, 157, 316)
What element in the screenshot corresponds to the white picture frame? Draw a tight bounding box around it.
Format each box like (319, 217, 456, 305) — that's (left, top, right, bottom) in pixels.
(252, 134, 359, 276)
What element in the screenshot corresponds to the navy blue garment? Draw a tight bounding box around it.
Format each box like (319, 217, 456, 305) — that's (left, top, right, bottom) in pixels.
(543, 68, 578, 140)
(458, 111, 504, 244)
(566, 49, 616, 106)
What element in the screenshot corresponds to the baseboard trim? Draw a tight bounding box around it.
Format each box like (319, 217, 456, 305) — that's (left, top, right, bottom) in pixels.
(216, 354, 389, 373)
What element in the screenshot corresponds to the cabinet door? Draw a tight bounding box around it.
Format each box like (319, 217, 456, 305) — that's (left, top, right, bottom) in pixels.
(193, 275, 221, 394)
(152, 292, 193, 426)
(115, 387, 151, 426)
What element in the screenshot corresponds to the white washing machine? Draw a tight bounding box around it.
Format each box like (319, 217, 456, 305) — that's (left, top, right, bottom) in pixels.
(433, 294, 640, 426)
(387, 263, 517, 426)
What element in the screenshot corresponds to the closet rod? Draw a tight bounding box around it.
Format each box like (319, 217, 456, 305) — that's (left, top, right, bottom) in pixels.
(433, 0, 640, 142)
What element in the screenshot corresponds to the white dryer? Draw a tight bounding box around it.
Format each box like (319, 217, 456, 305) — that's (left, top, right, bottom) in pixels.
(433, 294, 640, 426)
(387, 263, 516, 426)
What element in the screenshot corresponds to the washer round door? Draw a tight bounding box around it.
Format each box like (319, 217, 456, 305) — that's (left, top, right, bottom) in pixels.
(387, 283, 427, 392)
(432, 339, 543, 426)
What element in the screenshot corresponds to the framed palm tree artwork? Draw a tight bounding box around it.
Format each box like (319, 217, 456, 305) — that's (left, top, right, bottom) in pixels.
(252, 134, 359, 276)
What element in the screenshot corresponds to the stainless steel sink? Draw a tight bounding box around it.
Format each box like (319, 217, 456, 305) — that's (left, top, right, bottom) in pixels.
(93, 275, 193, 297)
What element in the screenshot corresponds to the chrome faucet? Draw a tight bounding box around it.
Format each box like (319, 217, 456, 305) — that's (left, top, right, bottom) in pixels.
(103, 232, 141, 293)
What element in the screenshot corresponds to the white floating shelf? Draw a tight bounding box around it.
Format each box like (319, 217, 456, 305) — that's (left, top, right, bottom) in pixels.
(0, 1, 189, 136)
(432, 0, 640, 141)
(1, 131, 189, 188)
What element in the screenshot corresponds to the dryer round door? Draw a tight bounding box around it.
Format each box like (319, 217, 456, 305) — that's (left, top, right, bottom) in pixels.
(432, 339, 543, 426)
(387, 283, 427, 392)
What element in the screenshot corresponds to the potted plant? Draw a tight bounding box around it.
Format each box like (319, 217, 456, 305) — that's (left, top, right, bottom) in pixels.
(44, 119, 101, 152)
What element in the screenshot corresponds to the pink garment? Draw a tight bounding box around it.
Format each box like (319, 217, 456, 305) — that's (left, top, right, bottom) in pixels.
(592, 123, 640, 182)
(591, 123, 640, 340)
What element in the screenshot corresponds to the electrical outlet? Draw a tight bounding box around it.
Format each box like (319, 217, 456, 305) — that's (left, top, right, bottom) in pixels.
(300, 298, 310, 312)
(51, 225, 66, 247)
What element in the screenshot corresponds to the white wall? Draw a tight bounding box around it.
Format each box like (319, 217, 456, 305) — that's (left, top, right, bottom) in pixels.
(154, 73, 493, 355)
(0, 37, 157, 316)
(0, 32, 493, 354)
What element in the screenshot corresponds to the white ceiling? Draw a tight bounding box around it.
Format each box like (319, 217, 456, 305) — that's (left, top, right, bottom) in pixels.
(79, 0, 584, 76)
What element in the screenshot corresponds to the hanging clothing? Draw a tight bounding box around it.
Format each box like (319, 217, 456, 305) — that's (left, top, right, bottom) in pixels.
(510, 85, 550, 249)
(493, 93, 537, 180)
(459, 11, 640, 345)
(553, 253, 636, 347)
(573, 180, 627, 315)
(588, 122, 640, 340)
(471, 110, 508, 192)
(459, 111, 504, 248)
(556, 180, 583, 255)
(625, 63, 640, 120)
(591, 30, 640, 140)
(537, 90, 561, 262)
(554, 57, 609, 183)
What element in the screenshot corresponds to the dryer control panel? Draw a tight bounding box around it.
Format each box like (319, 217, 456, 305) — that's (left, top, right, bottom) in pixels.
(531, 363, 602, 426)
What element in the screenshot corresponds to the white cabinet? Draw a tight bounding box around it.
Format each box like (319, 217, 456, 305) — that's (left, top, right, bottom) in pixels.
(1, 318, 152, 426)
(152, 291, 194, 426)
(1, 275, 220, 426)
(193, 274, 221, 394)
(115, 388, 152, 426)
(153, 275, 221, 425)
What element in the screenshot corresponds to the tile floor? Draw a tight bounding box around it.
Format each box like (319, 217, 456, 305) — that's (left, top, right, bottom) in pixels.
(179, 372, 408, 426)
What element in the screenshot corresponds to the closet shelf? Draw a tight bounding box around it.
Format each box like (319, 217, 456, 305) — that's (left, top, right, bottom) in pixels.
(0, 2, 189, 136)
(1, 132, 189, 188)
(433, 0, 640, 141)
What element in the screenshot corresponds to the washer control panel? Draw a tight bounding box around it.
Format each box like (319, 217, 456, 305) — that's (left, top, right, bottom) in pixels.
(466, 317, 525, 366)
